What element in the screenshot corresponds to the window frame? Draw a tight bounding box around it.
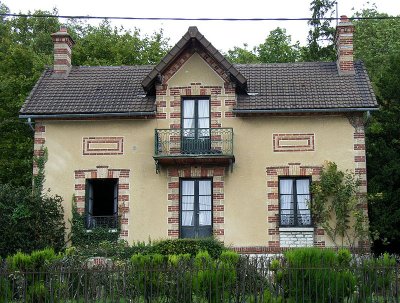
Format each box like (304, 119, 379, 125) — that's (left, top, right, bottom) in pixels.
(278, 176, 312, 227)
(181, 97, 211, 131)
(179, 178, 213, 238)
(85, 178, 119, 230)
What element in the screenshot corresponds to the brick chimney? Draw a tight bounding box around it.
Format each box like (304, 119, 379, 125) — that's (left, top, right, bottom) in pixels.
(51, 27, 75, 74)
(335, 15, 355, 75)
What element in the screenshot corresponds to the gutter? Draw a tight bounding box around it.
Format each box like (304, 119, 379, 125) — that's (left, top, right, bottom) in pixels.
(233, 107, 379, 114)
(19, 111, 156, 119)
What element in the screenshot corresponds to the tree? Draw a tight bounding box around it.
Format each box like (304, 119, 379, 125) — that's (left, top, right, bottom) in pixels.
(225, 44, 259, 64)
(302, 0, 336, 61)
(0, 8, 59, 187)
(0, 4, 170, 187)
(353, 7, 400, 254)
(258, 27, 300, 63)
(226, 28, 300, 64)
(71, 20, 169, 66)
(0, 149, 65, 257)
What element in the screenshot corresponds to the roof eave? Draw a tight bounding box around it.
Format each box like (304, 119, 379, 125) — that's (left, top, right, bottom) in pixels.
(233, 107, 379, 114)
(19, 111, 156, 120)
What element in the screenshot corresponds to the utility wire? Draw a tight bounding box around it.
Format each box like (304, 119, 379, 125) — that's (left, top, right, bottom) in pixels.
(1, 13, 400, 21)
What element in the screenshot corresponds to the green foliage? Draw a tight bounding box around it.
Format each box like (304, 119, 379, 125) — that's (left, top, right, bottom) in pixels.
(258, 27, 301, 63)
(69, 198, 120, 248)
(353, 7, 400, 254)
(0, 173, 65, 257)
(302, 0, 336, 61)
(226, 28, 300, 64)
(130, 253, 167, 302)
(311, 161, 369, 248)
(357, 253, 397, 299)
(6, 247, 60, 272)
(193, 250, 239, 303)
(151, 237, 226, 258)
(70, 20, 169, 66)
(281, 248, 356, 303)
(225, 44, 260, 64)
(0, 3, 170, 189)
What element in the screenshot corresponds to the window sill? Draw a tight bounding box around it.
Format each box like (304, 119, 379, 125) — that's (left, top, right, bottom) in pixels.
(279, 227, 314, 232)
(85, 229, 119, 233)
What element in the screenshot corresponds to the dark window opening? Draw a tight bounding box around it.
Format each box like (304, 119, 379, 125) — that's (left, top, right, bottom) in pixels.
(85, 178, 118, 229)
(279, 177, 312, 227)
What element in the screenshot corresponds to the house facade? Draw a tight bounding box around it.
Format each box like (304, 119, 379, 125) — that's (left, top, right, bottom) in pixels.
(20, 16, 377, 253)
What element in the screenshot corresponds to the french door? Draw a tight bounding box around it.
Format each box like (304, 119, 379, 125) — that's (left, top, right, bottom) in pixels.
(180, 179, 212, 238)
(182, 98, 210, 153)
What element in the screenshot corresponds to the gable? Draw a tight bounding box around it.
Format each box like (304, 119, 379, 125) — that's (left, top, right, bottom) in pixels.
(167, 53, 225, 87)
(141, 26, 247, 94)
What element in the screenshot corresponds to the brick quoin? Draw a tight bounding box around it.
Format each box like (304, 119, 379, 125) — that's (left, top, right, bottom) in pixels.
(168, 205, 179, 212)
(267, 205, 279, 211)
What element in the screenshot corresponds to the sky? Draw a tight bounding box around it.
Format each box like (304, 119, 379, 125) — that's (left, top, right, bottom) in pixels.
(2, 0, 400, 52)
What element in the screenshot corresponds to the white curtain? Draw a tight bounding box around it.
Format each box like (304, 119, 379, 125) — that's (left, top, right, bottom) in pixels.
(296, 179, 311, 225)
(183, 100, 195, 139)
(198, 100, 210, 136)
(279, 179, 293, 225)
(198, 180, 211, 226)
(181, 181, 194, 226)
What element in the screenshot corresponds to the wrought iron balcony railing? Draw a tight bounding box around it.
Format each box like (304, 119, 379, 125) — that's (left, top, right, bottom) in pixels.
(85, 215, 119, 229)
(154, 128, 233, 157)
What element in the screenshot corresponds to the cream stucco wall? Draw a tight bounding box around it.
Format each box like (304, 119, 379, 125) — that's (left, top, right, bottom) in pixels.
(38, 51, 364, 249)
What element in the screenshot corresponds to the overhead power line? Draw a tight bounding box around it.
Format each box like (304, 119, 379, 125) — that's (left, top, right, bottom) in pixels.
(1, 13, 400, 21)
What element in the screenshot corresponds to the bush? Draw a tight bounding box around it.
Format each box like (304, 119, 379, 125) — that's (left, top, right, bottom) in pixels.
(0, 151, 65, 257)
(130, 253, 167, 301)
(281, 248, 356, 303)
(151, 237, 226, 258)
(193, 250, 239, 303)
(357, 253, 397, 300)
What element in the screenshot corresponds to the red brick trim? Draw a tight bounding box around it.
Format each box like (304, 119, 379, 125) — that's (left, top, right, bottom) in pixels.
(74, 166, 130, 240)
(167, 166, 226, 239)
(33, 122, 46, 176)
(273, 133, 315, 152)
(266, 163, 323, 249)
(82, 137, 124, 155)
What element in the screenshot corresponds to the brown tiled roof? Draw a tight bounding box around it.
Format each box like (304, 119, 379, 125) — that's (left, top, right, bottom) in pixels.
(141, 26, 247, 92)
(20, 65, 156, 116)
(234, 60, 377, 112)
(20, 60, 377, 117)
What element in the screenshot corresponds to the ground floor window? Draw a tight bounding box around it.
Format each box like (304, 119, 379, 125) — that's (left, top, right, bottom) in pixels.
(85, 178, 118, 229)
(279, 177, 312, 227)
(180, 179, 212, 238)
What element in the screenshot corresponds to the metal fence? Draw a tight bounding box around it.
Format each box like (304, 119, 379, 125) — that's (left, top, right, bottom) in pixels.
(1, 256, 399, 302)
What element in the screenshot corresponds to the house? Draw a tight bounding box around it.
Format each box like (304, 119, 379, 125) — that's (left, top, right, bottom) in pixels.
(20, 16, 377, 253)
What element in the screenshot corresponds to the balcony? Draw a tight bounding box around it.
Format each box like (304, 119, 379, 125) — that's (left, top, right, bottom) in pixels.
(154, 128, 234, 167)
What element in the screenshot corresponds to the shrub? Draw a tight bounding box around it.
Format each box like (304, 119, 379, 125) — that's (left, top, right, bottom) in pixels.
(193, 250, 239, 303)
(130, 253, 167, 301)
(0, 149, 65, 257)
(281, 248, 356, 303)
(357, 253, 397, 300)
(151, 237, 226, 258)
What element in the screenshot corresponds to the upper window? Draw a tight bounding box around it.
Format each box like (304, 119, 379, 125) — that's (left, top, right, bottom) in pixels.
(85, 178, 118, 229)
(180, 179, 212, 238)
(279, 178, 312, 227)
(181, 98, 210, 154)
